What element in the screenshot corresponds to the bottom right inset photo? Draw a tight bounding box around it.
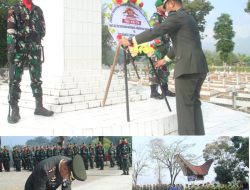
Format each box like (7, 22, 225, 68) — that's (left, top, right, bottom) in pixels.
(132, 136, 249, 190)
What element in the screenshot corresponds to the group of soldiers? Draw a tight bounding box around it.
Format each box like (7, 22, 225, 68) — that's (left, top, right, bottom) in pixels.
(0, 138, 131, 175)
(132, 183, 248, 190)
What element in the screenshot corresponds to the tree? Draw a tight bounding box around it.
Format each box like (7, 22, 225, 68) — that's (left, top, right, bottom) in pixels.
(213, 14, 235, 66)
(133, 147, 149, 185)
(183, 0, 214, 38)
(245, 0, 250, 13)
(154, 159, 165, 185)
(231, 137, 249, 168)
(26, 136, 51, 147)
(203, 137, 248, 184)
(148, 138, 197, 185)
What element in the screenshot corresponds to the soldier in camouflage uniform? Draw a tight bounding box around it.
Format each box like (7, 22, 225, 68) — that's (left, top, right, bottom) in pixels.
(108, 143, 116, 167)
(97, 142, 105, 170)
(7, 0, 54, 124)
(88, 144, 95, 169)
(80, 143, 89, 170)
(148, 0, 175, 99)
(12, 147, 22, 171)
(2, 146, 10, 171)
(120, 138, 130, 175)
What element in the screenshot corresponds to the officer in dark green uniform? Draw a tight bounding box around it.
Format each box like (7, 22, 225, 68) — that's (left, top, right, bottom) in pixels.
(7, 0, 54, 124)
(25, 155, 87, 190)
(120, 0, 208, 135)
(149, 0, 175, 99)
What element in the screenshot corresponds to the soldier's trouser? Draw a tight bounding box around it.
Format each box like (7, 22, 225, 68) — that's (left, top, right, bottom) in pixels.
(83, 158, 88, 170)
(3, 160, 10, 171)
(98, 158, 104, 169)
(15, 160, 21, 171)
(0, 161, 2, 171)
(175, 73, 206, 135)
(89, 158, 94, 169)
(122, 157, 129, 173)
(9, 47, 43, 106)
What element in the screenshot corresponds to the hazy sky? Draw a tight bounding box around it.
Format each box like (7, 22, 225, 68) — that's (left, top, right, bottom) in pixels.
(133, 136, 220, 185)
(102, 0, 250, 54)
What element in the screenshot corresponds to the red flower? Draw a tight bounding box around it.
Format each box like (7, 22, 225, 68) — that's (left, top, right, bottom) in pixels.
(139, 2, 144, 8)
(116, 0, 123, 4)
(154, 39, 161, 44)
(150, 44, 155, 48)
(116, 34, 123, 40)
(130, 0, 137, 4)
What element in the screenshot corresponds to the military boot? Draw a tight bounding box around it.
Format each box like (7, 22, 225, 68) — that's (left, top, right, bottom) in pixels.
(162, 83, 175, 97)
(34, 96, 54, 116)
(8, 100, 21, 124)
(150, 84, 163, 100)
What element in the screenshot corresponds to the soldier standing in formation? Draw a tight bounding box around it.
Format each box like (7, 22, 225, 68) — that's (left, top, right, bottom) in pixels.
(80, 143, 89, 170)
(120, 139, 130, 175)
(2, 146, 10, 172)
(12, 147, 21, 171)
(88, 144, 95, 169)
(96, 142, 105, 170)
(108, 143, 116, 168)
(149, 0, 175, 100)
(7, 0, 54, 124)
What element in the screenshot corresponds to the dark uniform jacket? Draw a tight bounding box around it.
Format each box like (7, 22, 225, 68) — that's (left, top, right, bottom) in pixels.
(135, 8, 208, 78)
(25, 156, 71, 190)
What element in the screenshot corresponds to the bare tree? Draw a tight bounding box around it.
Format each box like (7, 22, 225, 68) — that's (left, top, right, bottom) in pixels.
(148, 138, 198, 185)
(133, 147, 149, 185)
(154, 159, 165, 184)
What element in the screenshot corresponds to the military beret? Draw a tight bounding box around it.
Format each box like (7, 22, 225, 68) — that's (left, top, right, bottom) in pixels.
(155, 0, 163, 7)
(68, 155, 87, 181)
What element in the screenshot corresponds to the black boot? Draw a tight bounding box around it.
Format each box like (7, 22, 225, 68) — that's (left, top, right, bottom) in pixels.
(8, 100, 21, 124)
(34, 96, 54, 116)
(162, 83, 175, 97)
(150, 84, 163, 99)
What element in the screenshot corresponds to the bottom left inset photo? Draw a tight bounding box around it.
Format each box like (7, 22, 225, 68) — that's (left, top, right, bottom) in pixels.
(0, 136, 132, 190)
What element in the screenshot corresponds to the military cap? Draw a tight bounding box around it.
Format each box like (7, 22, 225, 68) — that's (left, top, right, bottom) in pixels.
(68, 155, 87, 181)
(155, 0, 163, 7)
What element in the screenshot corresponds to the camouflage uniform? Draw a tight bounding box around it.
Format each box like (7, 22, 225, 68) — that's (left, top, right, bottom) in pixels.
(121, 140, 130, 175)
(80, 144, 89, 170)
(88, 144, 95, 169)
(149, 8, 175, 98)
(13, 147, 22, 171)
(97, 143, 105, 170)
(2, 147, 10, 171)
(7, 1, 53, 123)
(108, 143, 116, 167)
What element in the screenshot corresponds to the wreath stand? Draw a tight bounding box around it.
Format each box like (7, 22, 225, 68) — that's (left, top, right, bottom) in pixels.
(102, 45, 171, 122)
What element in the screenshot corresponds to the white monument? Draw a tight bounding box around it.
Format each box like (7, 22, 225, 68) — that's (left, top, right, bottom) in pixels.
(0, 0, 146, 113)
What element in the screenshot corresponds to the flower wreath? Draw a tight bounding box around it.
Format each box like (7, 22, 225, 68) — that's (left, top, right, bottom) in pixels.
(104, 0, 162, 59)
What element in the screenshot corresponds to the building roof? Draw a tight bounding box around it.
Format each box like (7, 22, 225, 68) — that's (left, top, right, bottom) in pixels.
(175, 154, 213, 177)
